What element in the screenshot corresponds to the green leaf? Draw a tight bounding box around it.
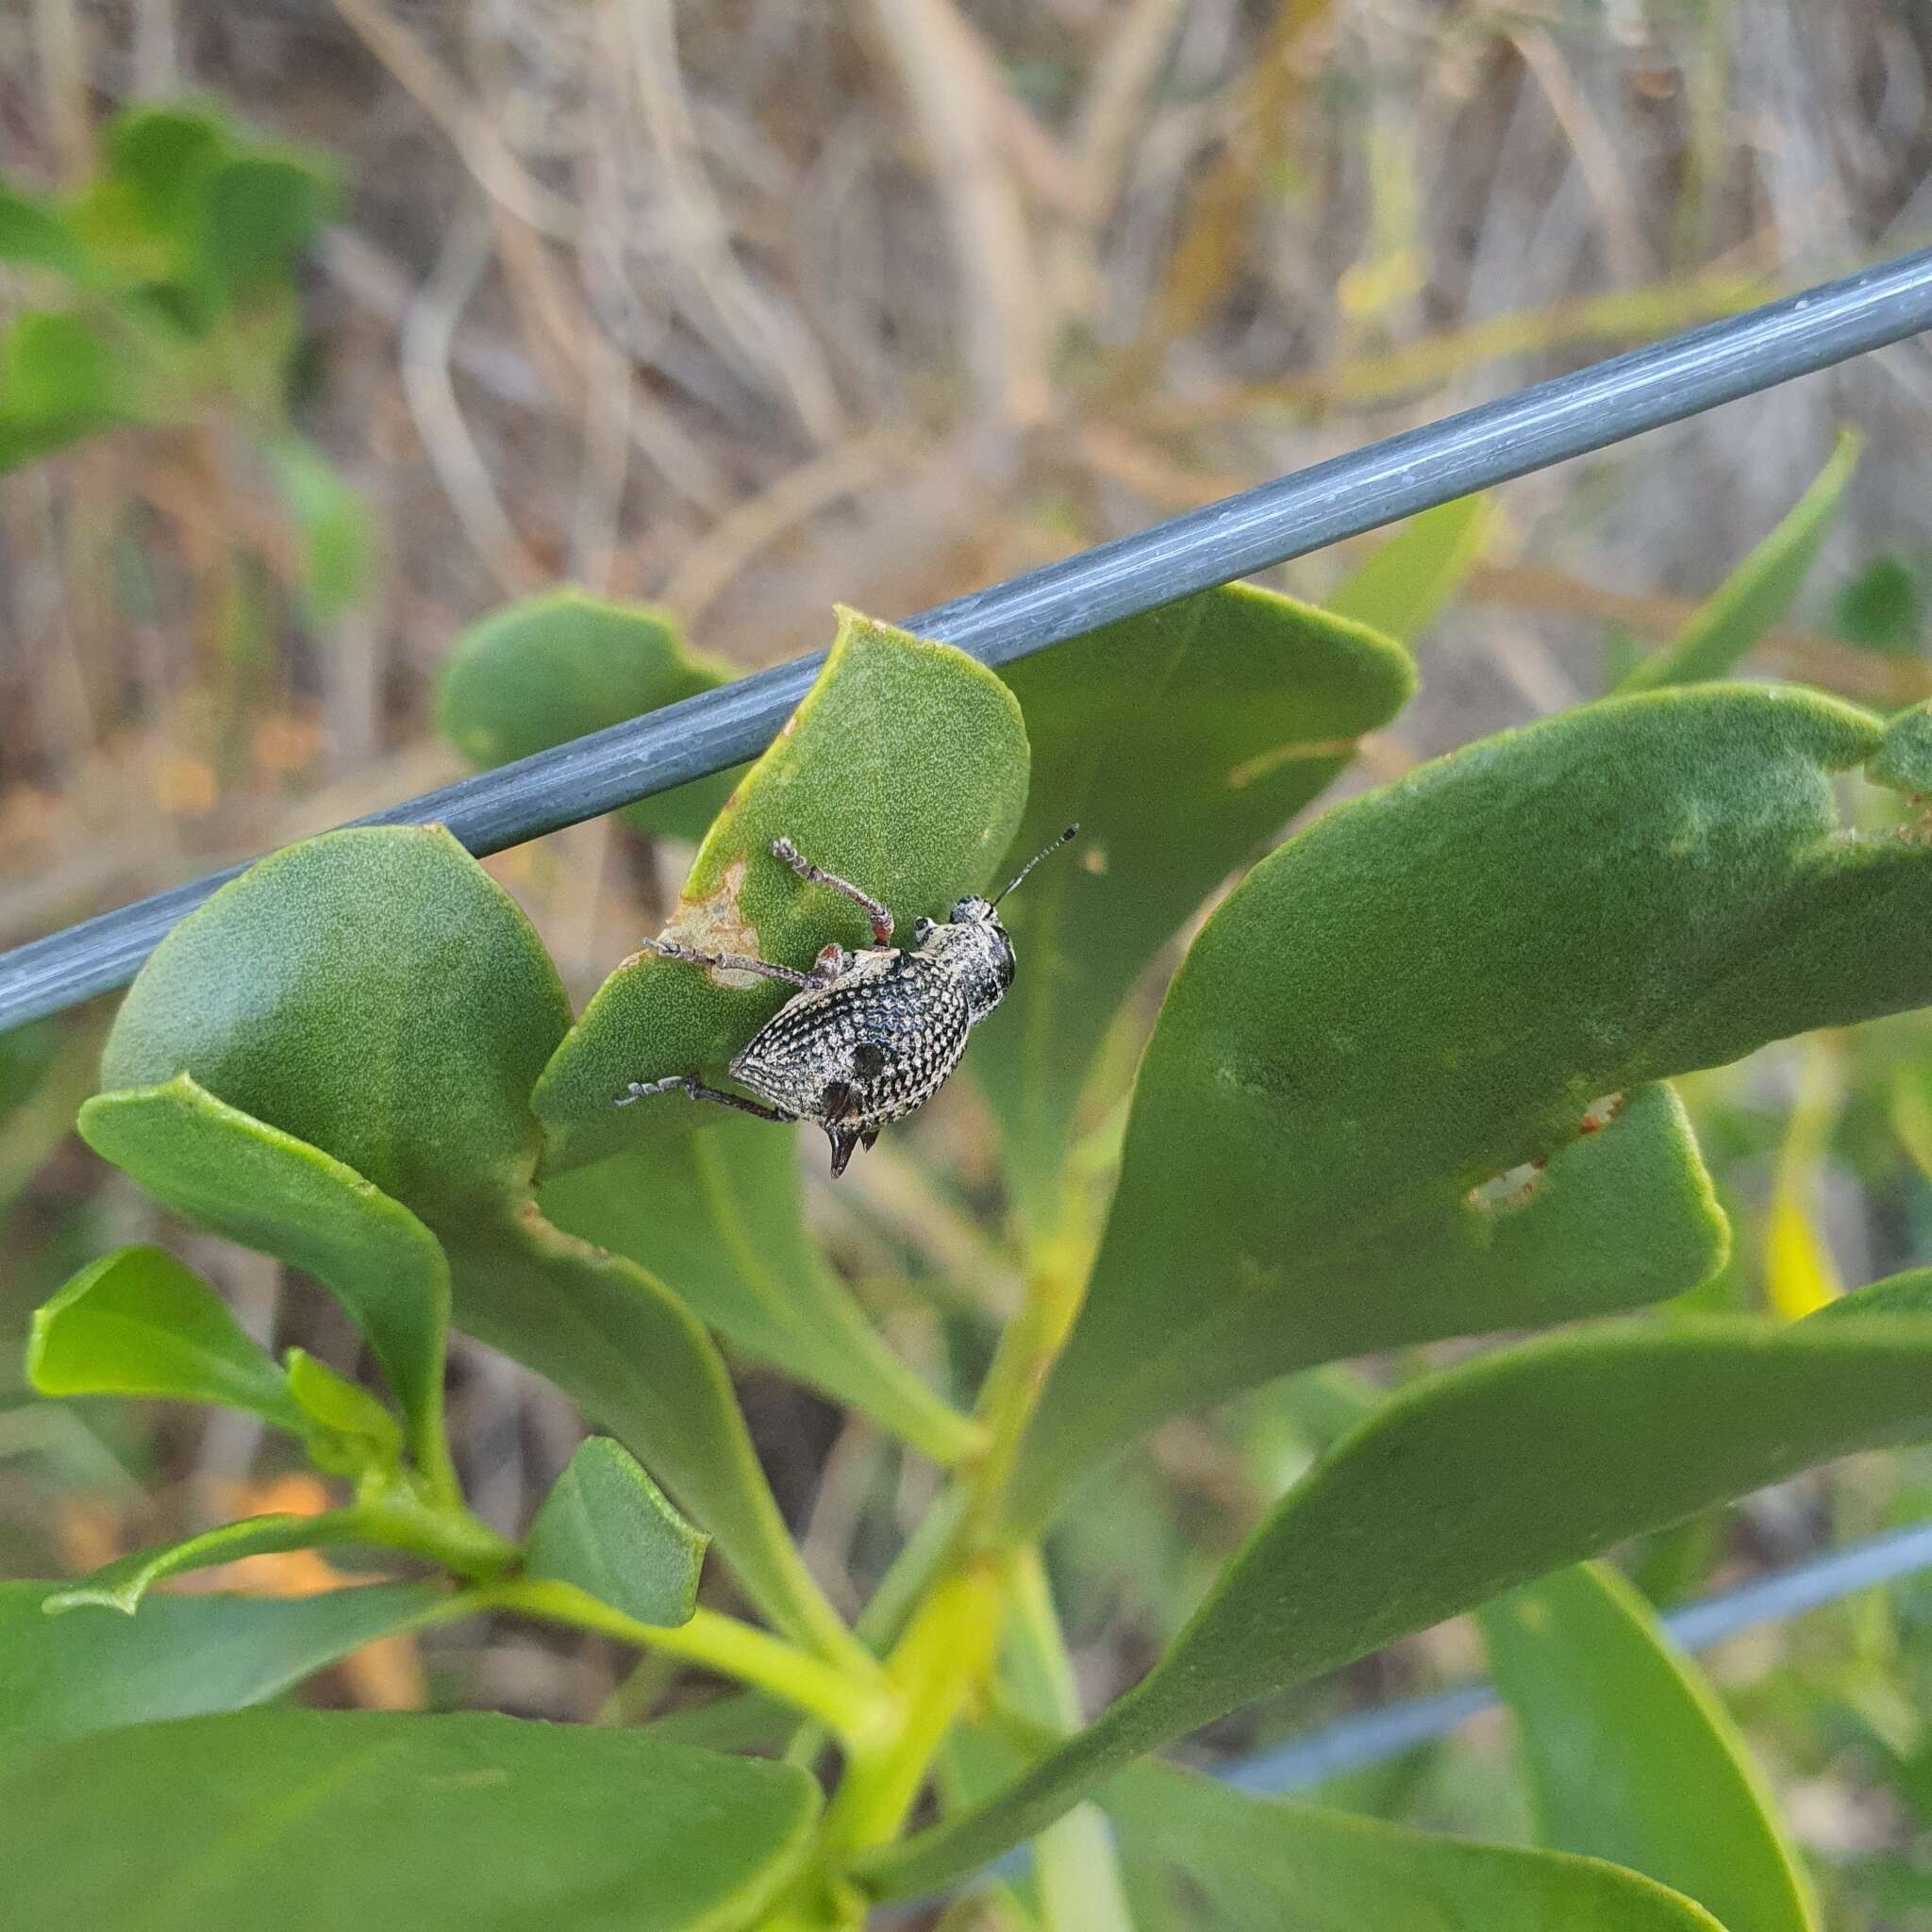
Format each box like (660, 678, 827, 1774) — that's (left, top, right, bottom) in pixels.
(97, 824, 848, 1662)
(104, 103, 230, 229)
(284, 1348, 406, 1474)
(27, 1243, 300, 1429)
(974, 583, 1413, 1227)
(43, 1490, 510, 1616)
(1620, 433, 1860, 692)
(524, 1437, 708, 1627)
(192, 152, 340, 304)
(0, 186, 83, 275)
(0, 1579, 443, 1746)
(1323, 493, 1492, 644)
(0, 1015, 61, 1108)
(1010, 683, 1932, 1533)
(0, 411, 98, 472)
(0, 1707, 820, 1932)
(62, 182, 175, 295)
(442, 1208, 859, 1663)
(1099, 1757, 1724, 1932)
(1481, 1561, 1815, 1932)
(540, 1117, 978, 1463)
(42, 1510, 371, 1616)
(1811, 1263, 1932, 1320)
(2, 308, 125, 419)
(438, 589, 740, 842)
(69, 105, 238, 313)
(1833, 557, 1924, 658)
(0, 1015, 99, 1219)
(1871, 699, 1932, 797)
(0, 310, 125, 469)
(79, 1074, 452, 1487)
(859, 1309, 1932, 1899)
(265, 435, 375, 624)
(101, 825, 572, 1224)
(536, 607, 1030, 1173)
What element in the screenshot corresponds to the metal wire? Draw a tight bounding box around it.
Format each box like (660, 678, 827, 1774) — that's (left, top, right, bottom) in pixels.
(1220, 1516, 1932, 1796)
(5, 247, 1932, 1033)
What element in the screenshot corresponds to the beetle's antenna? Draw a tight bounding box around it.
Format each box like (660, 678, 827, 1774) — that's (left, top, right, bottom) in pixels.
(993, 824, 1080, 906)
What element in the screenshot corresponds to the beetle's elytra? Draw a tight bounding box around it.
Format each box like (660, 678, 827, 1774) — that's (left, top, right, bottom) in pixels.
(616, 825, 1079, 1176)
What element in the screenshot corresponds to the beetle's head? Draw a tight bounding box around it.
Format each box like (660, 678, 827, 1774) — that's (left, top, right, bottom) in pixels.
(912, 826, 1079, 1024)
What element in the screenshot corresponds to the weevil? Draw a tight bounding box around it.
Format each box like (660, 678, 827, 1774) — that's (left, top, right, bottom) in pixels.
(616, 824, 1079, 1176)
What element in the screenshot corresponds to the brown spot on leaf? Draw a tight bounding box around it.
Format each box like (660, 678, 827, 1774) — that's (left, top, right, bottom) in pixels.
(1470, 1091, 1632, 1212)
(1468, 1157, 1545, 1211)
(664, 857, 767, 989)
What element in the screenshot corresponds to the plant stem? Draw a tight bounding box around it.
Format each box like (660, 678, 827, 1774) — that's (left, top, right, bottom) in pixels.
(822, 1557, 1011, 1855)
(475, 1576, 897, 1755)
(351, 1491, 516, 1579)
(814, 1233, 1093, 1862)
(958, 1226, 1093, 1552)
(410, 1403, 467, 1517)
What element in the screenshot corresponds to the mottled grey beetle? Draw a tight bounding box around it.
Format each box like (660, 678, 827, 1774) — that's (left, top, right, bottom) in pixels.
(616, 824, 1079, 1176)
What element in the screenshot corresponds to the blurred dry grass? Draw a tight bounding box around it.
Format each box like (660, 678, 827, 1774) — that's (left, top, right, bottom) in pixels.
(4, 0, 1932, 1815)
(3, 2, 1930, 981)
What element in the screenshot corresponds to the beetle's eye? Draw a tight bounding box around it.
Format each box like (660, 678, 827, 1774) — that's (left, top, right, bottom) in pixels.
(913, 916, 936, 943)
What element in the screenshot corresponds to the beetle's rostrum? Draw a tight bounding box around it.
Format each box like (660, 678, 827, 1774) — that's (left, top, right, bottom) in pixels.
(616, 825, 1079, 1175)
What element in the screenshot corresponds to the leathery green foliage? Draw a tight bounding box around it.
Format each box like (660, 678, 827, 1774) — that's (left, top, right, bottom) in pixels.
(20, 500, 1932, 1932)
(1007, 682, 1932, 1534)
(1481, 1562, 1816, 1932)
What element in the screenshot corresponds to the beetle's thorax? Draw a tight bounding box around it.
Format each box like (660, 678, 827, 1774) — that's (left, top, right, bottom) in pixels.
(917, 899, 1015, 1023)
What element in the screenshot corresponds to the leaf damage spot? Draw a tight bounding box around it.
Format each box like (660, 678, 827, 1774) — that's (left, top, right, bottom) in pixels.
(1080, 842, 1108, 875)
(1467, 1093, 1627, 1213)
(1467, 1158, 1545, 1211)
(1893, 802, 1932, 846)
(660, 857, 767, 989)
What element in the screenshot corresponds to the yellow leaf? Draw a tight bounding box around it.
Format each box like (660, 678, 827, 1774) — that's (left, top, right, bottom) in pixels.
(1763, 1183, 1841, 1321)
(1763, 1038, 1845, 1321)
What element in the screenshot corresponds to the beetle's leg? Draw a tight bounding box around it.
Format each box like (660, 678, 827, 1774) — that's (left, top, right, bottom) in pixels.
(808, 942, 850, 987)
(616, 1074, 791, 1123)
(771, 837, 893, 945)
(640, 935, 810, 989)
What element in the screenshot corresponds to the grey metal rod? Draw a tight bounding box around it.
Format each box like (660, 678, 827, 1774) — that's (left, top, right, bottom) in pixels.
(6, 247, 1932, 1032)
(1223, 1516, 1932, 1796)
